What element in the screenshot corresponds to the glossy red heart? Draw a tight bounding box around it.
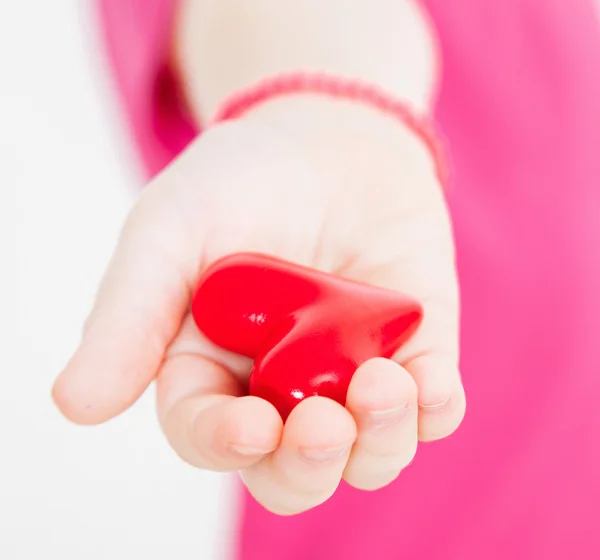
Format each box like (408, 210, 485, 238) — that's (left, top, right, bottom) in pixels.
(191, 253, 422, 421)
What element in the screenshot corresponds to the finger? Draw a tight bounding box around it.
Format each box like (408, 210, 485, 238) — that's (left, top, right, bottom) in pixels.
(395, 295, 465, 442)
(405, 354, 466, 442)
(53, 183, 201, 425)
(394, 293, 465, 441)
(343, 358, 418, 490)
(348, 204, 465, 442)
(242, 397, 356, 516)
(157, 352, 283, 471)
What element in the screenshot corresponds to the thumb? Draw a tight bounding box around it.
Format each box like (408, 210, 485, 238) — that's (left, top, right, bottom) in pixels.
(53, 183, 203, 425)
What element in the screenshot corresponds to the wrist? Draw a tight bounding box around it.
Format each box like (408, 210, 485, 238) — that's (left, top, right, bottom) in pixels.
(174, 0, 439, 121)
(233, 93, 443, 200)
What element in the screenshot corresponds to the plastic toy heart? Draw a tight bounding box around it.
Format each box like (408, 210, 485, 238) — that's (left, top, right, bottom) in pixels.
(191, 253, 422, 421)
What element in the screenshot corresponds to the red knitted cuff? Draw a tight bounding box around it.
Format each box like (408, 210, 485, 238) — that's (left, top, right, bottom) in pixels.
(211, 73, 449, 187)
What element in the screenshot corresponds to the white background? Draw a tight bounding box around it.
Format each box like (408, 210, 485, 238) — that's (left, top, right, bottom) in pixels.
(2, 3, 234, 559)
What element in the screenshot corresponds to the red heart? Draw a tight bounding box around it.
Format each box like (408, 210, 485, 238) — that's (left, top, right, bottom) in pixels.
(191, 253, 422, 421)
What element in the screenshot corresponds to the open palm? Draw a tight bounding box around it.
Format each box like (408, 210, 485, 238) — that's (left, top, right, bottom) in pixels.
(54, 114, 465, 515)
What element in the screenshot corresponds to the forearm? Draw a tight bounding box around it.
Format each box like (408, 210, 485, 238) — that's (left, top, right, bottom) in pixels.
(172, 0, 443, 199)
(174, 0, 439, 121)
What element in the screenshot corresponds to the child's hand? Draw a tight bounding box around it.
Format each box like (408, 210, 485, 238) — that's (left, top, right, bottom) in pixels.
(53, 99, 465, 515)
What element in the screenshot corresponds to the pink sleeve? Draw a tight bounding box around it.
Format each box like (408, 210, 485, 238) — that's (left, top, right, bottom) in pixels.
(97, 0, 198, 179)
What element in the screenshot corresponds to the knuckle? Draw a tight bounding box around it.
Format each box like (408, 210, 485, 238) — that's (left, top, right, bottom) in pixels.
(419, 384, 466, 442)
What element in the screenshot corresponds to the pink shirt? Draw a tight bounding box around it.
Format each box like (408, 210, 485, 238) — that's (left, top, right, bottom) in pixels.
(97, 1, 600, 558)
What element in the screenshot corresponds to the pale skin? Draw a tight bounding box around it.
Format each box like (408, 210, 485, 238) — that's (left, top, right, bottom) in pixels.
(53, 0, 466, 515)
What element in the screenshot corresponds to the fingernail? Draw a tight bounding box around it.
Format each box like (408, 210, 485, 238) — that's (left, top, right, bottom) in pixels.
(228, 443, 276, 457)
(418, 396, 451, 412)
(299, 444, 352, 464)
(367, 403, 410, 427)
